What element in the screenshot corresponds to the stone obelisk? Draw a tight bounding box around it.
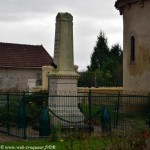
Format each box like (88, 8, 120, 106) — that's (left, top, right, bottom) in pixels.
(53, 12, 77, 76)
(48, 12, 84, 127)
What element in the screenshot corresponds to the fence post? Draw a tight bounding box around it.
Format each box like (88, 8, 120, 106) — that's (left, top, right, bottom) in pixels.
(88, 90, 92, 135)
(115, 92, 120, 128)
(7, 92, 10, 135)
(17, 92, 27, 139)
(23, 92, 27, 139)
(147, 93, 150, 127)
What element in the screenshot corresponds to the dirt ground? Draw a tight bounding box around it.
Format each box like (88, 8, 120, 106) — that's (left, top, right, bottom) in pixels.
(0, 132, 22, 143)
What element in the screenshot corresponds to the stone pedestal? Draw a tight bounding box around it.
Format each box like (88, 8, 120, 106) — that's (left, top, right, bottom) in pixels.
(48, 74, 84, 127)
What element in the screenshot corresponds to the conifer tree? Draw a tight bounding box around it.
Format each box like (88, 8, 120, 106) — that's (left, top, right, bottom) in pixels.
(87, 31, 109, 71)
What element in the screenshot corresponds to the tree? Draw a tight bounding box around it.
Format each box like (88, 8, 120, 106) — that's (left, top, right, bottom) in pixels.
(79, 31, 123, 87)
(109, 44, 123, 64)
(102, 44, 123, 86)
(87, 31, 109, 71)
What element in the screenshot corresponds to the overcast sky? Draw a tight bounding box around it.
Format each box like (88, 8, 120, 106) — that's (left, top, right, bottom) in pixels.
(0, 0, 123, 71)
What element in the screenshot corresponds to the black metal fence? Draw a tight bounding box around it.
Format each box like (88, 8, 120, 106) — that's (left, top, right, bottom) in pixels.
(78, 72, 123, 87)
(0, 92, 150, 139)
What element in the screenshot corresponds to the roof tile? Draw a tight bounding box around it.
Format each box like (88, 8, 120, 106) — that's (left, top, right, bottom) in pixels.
(0, 42, 53, 67)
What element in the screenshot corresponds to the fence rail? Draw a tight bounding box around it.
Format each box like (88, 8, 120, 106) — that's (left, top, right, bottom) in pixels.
(78, 72, 123, 87)
(0, 92, 150, 139)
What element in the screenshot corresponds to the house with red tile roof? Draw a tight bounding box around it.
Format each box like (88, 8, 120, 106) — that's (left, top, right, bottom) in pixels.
(0, 42, 53, 91)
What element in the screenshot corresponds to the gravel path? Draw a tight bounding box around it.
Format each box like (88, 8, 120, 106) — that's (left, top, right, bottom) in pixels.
(0, 132, 22, 143)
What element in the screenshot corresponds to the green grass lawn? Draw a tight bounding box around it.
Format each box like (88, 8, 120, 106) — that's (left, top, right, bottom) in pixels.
(0, 137, 108, 150)
(1, 128, 150, 150)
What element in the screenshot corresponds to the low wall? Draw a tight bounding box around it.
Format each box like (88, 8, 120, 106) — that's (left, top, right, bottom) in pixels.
(78, 87, 123, 94)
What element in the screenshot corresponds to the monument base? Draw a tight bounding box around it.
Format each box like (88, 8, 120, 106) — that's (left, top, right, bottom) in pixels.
(49, 107, 84, 127)
(48, 72, 84, 127)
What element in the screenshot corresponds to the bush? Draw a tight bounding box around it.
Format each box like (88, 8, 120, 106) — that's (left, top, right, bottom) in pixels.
(26, 90, 49, 106)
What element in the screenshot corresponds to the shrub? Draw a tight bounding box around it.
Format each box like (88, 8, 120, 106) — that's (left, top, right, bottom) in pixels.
(27, 90, 49, 106)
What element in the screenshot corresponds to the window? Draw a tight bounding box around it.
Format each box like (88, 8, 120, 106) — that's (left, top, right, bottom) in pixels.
(130, 36, 135, 62)
(36, 73, 42, 86)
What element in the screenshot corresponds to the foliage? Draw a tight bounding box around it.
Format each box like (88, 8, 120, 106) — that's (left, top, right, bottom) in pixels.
(80, 31, 123, 87)
(0, 94, 21, 124)
(78, 71, 102, 87)
(79, 103, 117, 125)
(0, 92, 45, 126)
(2, 129, 150, 149)
(100, 44, 123, 86)
(26, 102, 42, 124)
(26, 90, 49, 106)
(0, 136, 107, 149)
(87, 31, 109, 71)
(50, 124, 62, 142)
(102, 129, 150, 150)
(1, 107, 150, 149)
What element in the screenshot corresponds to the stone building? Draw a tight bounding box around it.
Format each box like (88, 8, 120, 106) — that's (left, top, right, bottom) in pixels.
(0, 42, 53, 91)
(115, 0, 150, 92)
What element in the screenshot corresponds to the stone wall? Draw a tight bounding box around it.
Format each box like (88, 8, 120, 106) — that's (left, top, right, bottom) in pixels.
(0, 67, 41, 91)
(78, 87, 123, 94)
